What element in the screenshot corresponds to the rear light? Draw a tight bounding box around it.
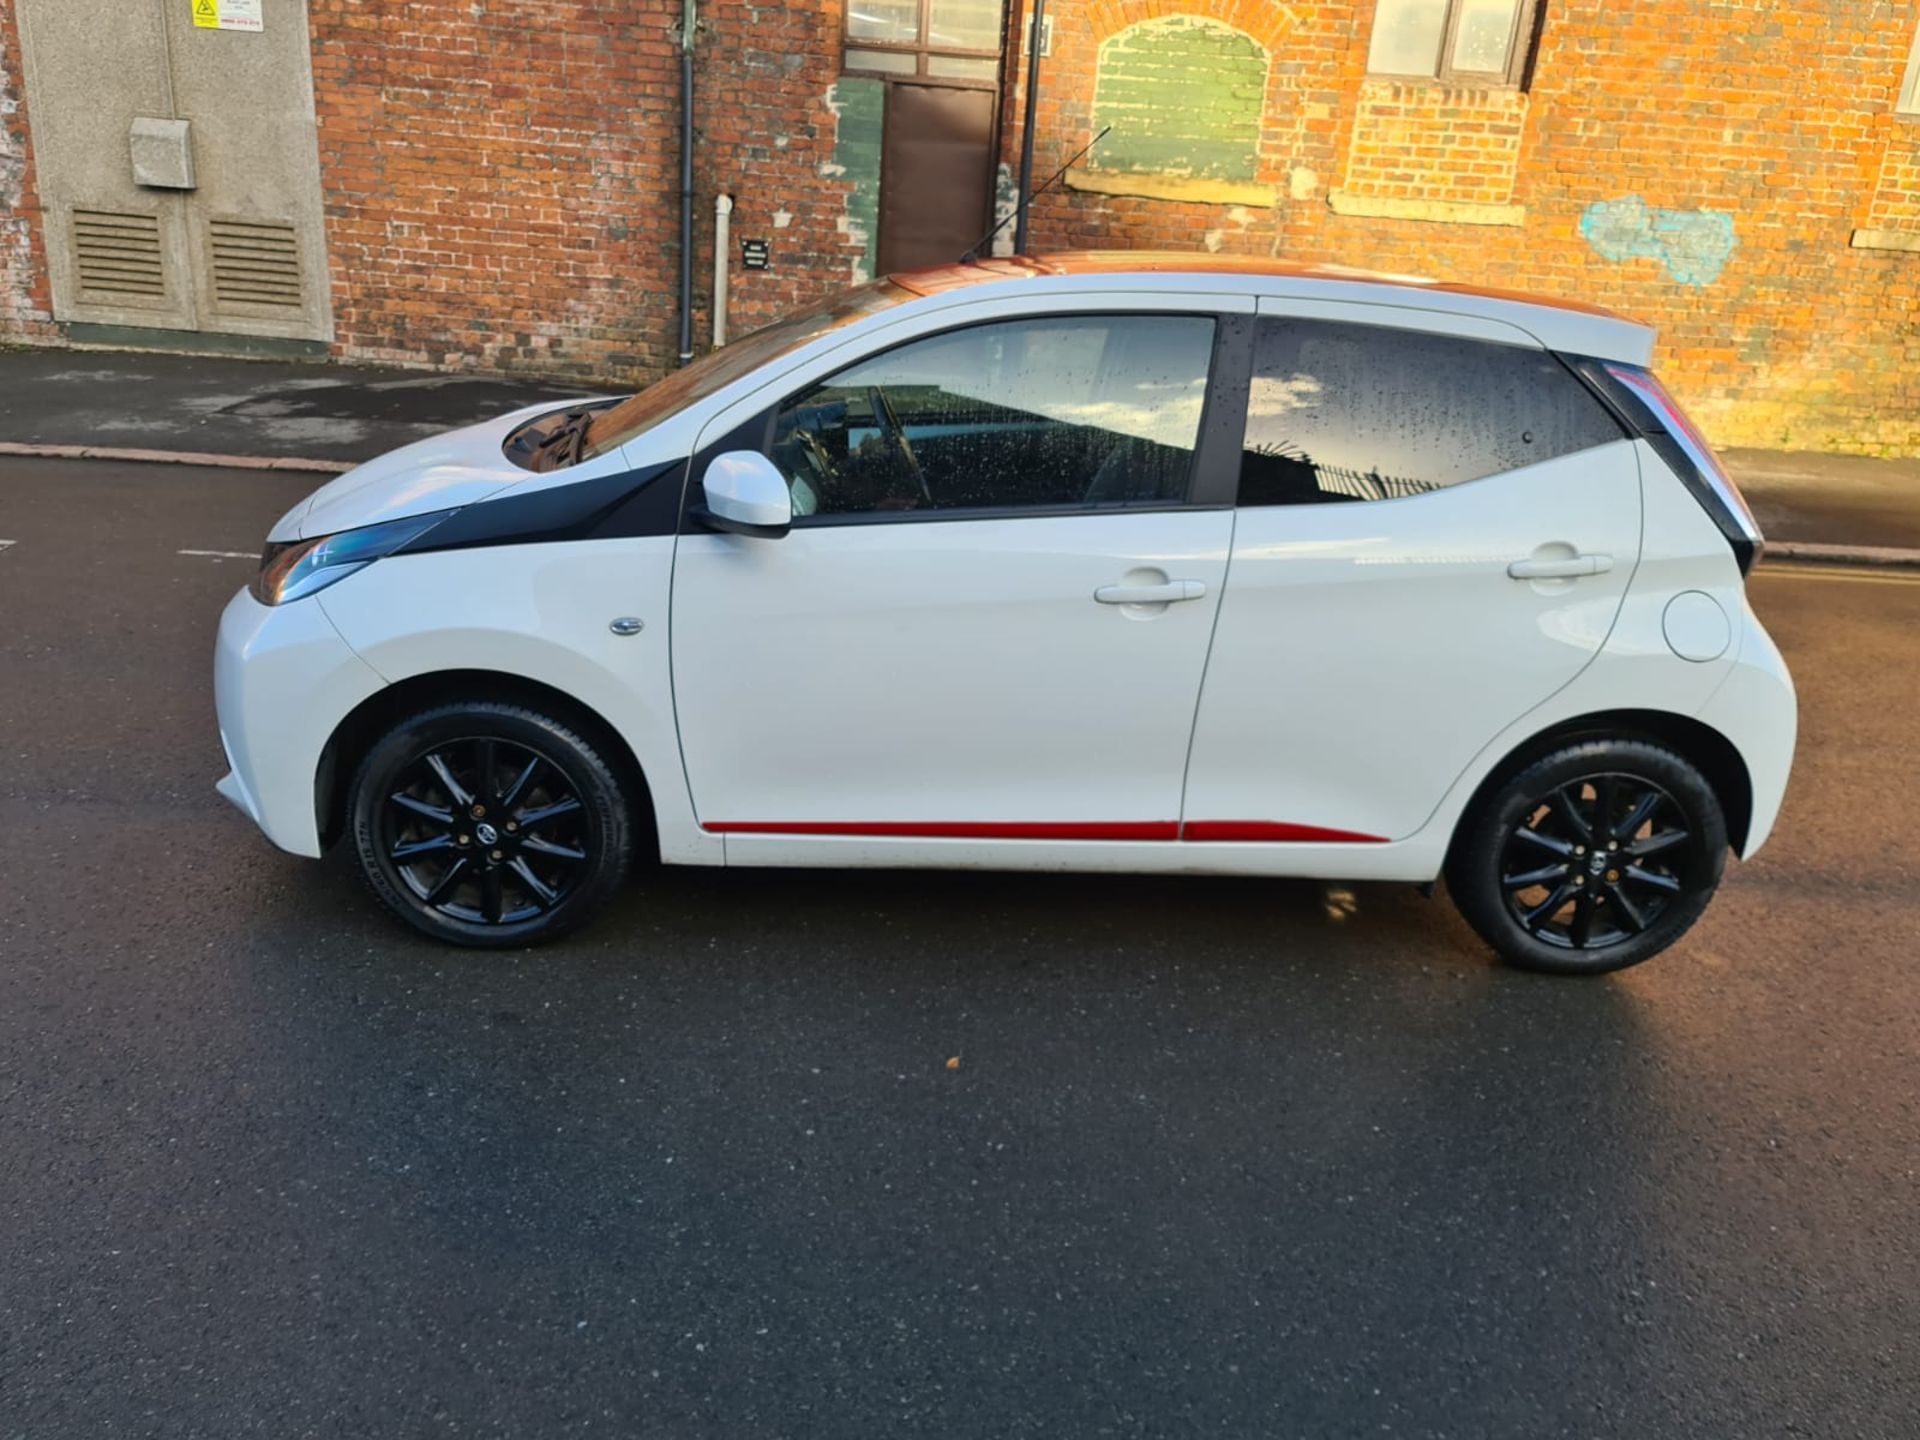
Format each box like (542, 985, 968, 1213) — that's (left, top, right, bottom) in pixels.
(1584, 361, 1764, 575)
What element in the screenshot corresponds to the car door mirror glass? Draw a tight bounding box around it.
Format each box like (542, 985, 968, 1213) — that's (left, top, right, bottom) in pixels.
(701, 450, 793, 538)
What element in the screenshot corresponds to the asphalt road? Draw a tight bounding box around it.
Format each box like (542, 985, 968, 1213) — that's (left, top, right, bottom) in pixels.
(2, 458, 1916, 1439)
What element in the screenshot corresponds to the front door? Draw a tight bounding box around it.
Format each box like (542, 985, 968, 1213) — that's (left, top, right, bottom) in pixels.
(670, 311, 1232, 843)
(1181, 306, 1644, 845)
(878, 83, 997, 271)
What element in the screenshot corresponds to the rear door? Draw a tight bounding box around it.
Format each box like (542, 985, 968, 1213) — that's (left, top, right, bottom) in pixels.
(1180, 305, 1642, 845)
(670, 308, 1240, 844)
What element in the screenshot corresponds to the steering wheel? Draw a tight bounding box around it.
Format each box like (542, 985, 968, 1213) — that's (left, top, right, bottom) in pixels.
(792, 426, 838, 494)
(867, 386, 932, 508)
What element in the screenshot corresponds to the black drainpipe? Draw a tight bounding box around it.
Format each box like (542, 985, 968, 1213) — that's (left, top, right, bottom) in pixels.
(678, 0, 697, 366)
(1012, 0, 1045, 255)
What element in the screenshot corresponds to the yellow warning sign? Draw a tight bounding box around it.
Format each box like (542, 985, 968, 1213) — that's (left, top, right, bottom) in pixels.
(192, 0, 263, 32)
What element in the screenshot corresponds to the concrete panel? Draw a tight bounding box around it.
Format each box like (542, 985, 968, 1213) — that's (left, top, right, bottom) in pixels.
(163, 0, 332, 341)
(16, 0, 330, 342)
(131, 117, 196, 190)
(16, 0, 197, 328)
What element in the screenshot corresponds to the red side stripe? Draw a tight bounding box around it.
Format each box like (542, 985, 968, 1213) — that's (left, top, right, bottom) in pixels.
(703, 821, 1181, 841)
(702, 820, 1388, 843)
(1180, 821, 1389, 844)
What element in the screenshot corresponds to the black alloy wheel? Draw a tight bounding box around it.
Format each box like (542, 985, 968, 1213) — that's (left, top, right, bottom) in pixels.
(350, 703, 631, 947)
(1449, 739, 1727, 975)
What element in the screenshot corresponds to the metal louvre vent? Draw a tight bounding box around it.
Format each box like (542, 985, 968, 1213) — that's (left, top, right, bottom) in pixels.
(209, 219, 304, 310)
(72, 210, 166, 300)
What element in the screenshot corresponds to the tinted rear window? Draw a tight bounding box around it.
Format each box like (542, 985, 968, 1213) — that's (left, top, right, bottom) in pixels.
(1239, 318, 1625, 505)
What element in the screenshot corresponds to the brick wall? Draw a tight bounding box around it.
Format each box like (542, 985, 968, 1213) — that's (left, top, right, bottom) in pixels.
(1866, 132, 1920, 230)
(2, 1, 1918, 454)
(1338, 81, 1526, 212)
(0, 0, 56, 342)
(304, 0, 863, 383)
(1011, 0, 1920, 455)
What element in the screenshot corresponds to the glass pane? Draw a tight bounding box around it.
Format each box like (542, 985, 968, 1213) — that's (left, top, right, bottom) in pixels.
(1366, 0, 1447, 77)
(1902, 30, 1920, 114)
(842, 46, 919, 75)
(771, 316, 1217, 516)
(846, 0, 919, 45)
(1449, 0, 1521, 75)
(583, 282, 914, 461)
(1238, 319, 1624, 506)
(927, 0, 1004, 52)
(926, 53, 999, 80)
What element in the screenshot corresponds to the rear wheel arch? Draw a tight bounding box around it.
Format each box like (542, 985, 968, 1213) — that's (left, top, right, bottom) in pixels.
(317, 670, 656, 857)
(1449, 709, 1754, 861)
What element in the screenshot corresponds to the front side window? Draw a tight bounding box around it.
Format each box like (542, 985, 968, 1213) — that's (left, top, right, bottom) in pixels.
(769, 314, 1217, 518)
(1366, 0, 1540, 85)
(1238, 318, 1623, 506)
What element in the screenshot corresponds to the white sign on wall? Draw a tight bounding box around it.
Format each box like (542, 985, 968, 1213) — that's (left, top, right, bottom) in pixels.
(192, 0, 264, 32)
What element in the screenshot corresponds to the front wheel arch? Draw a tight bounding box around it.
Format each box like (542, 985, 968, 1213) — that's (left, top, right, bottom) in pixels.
(1448, 709, 1754, 865)
(316, 670, 656, 859)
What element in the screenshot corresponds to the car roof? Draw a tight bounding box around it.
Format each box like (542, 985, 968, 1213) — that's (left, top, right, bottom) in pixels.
(890, 251, 1654, 366)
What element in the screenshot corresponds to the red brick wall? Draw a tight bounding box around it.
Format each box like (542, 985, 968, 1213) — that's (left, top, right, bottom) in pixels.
(2, 1, 1918, 454)
(0, 0, 56, 342)
(304, 0, 861, 384)
(1009, 0, 1920, 455)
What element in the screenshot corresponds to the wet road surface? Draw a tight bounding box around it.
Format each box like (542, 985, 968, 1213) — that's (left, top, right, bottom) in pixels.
(2, 459, 1915, 1437)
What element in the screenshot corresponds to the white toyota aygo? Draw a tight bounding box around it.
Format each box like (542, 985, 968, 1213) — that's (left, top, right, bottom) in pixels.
(215, 254, 1795, 975)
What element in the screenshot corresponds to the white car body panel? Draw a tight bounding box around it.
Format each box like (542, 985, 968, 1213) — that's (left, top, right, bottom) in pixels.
(313, 537, 722, 866)
(1181, 440, 1644, 845)
(671, 511, 1233, 837)
(212, 257, 1793, 939)
(269, 399, 691, 544)
(214, 587, 386, 857)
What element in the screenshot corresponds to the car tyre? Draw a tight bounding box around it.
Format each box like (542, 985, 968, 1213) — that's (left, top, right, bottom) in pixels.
(349, 702, 631, 948)
(1448, 739, 1727, 976)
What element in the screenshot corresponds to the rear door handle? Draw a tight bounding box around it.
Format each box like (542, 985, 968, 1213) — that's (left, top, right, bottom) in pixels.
(1095, 579, 1208, 605)
(1507, 553, 1614, 580)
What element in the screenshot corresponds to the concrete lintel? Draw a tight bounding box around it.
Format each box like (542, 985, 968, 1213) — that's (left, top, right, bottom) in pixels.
(1850, 228, 1920, 254)
(1065, 169, 1277, 208)
(1328, 190, 1525, 227)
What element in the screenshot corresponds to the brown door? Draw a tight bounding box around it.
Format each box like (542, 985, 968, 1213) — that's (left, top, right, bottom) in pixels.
(877, 83, 996, 273)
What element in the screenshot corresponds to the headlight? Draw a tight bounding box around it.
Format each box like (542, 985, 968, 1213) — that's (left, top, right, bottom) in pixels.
(251, 511, 450, 606)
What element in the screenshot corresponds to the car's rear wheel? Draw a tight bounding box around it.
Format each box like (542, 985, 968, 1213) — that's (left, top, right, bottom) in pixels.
(1448, 739, 1727, 975)
(349, 702, 631, 947)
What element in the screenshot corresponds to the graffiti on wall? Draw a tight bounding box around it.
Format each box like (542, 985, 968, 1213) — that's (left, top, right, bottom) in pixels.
(1580, 196, 1737, 286)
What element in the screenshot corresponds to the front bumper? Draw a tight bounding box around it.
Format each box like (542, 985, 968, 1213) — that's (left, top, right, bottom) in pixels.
(214, 587, 386, 857)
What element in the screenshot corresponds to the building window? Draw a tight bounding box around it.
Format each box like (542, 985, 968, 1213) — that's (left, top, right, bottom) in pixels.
(1091, 17, 1266, 185)
(1901, 25, 1920, 114)
(844, 0, 1006, 85)
(1366, 0, 1540, 86)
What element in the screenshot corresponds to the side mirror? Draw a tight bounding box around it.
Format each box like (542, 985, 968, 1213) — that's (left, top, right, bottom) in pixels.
(697, 451, 792, 538)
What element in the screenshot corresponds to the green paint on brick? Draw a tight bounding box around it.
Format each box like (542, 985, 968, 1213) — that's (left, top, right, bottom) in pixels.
(829, 78, 884, 282)
(1093, 18, 1265, 183)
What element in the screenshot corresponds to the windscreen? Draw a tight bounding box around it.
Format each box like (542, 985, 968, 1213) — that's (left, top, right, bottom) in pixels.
(581, 281, 915, 461)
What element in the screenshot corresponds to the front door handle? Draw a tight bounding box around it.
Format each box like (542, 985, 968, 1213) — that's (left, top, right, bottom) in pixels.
(1095, 579, 1208, 605)
(1507, 553, 1614, 580)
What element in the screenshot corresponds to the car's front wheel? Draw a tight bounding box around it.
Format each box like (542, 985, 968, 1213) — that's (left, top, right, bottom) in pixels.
(348, 701, 631, 947)
(1448, 739, 1728, 976)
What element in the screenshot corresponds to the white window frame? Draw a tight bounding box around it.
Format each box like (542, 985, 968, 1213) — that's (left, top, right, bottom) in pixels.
(1366, 0, 1541, 88)
(1900, 26, 1920, 114)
